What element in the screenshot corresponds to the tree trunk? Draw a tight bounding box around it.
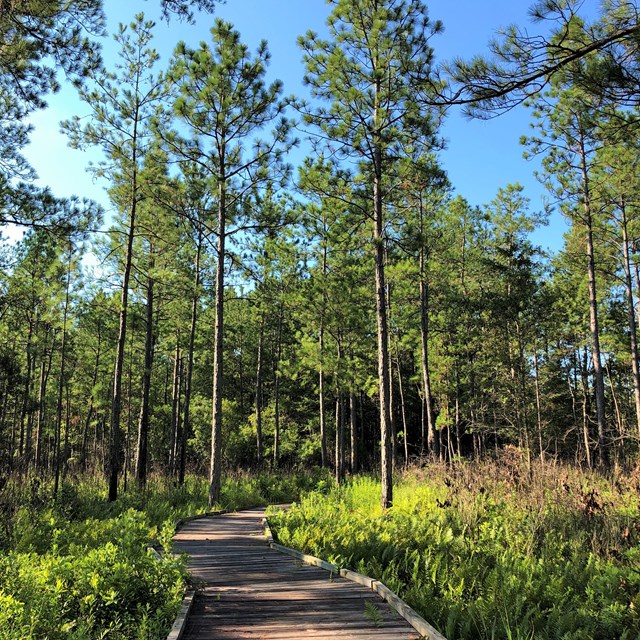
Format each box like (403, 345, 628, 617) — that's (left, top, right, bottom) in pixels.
(349, 389, 357, 473)
(419, 259, 438, 457)
(255, 313, 264, 462)
(18, 320, 34, 465)
(209, 161, 226, 508)
(396, 355, 409, 468)
(319, 324, 327, 468)
(168, 338, 180, 474)
(619, 197, 640, 440)
(579, 134, 607, 466)
(180, 232, 201, 486)
(54, 247, 72, 498)
(135, 260, 155, 488)
(374, 156, 392, 508)
(34, 337, 53, 471)
(532, 347, 544, 463)
(580, 347, 592, 470)
(335, 389, 345, 484)
(273, 303, 284, 467)
(108, 167, 138, 502)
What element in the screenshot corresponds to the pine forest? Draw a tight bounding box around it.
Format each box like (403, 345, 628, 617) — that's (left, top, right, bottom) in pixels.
(1, 1, 640, 638)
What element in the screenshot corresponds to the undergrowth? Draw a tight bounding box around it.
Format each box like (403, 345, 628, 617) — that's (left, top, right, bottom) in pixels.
(268, 455, 640, 640)
(0, 468, 324, 639)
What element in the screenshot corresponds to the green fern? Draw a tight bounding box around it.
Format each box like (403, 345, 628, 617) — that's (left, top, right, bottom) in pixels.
(364, 600, 384, 627)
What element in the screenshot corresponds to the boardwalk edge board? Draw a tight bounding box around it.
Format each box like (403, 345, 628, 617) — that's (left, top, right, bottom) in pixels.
(165, 590, 195, 640)
(163, 509, 228, 640)
(265, 519, 447, 640)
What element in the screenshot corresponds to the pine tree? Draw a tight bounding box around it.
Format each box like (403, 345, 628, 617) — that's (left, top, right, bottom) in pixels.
(299, 0, 442, 507)
(164, 19, 293, 506)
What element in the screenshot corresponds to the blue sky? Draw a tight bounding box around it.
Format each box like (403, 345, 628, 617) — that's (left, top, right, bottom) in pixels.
(22, 0, 600, 253)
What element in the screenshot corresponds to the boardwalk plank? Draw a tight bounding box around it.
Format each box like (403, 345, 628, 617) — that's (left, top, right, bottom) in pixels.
(173, 508, 422, 640)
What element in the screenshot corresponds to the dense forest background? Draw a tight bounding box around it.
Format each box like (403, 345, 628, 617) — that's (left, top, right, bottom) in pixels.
(1, 0, 640, 508)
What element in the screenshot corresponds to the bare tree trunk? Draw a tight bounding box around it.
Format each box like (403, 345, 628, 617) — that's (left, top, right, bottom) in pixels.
(579, 135, 607, 466)
(532, 348, 544, 463)
(319, 326, 327, 468)
(18, 321, 35, 465)
(180, 230, 201, 486)
(419, 243, 438, 458)
(580, 347, 592, 470)
(335, 389, 345, 484)
(135, 260, 155, 488)
(108, 174, 138, 502)
(209, 163, 226, 507)
(34, 337, 53, 471)
(619, 197, 640, 440)
(168, 338, 180, 474)
(319, 226, 328, 468)
(255, 313, 264, 462)
(349, 389, 357, 473)
(272, 303, 284, 467)
(54, 246, 72, 499)
(396, 355, 409, 468)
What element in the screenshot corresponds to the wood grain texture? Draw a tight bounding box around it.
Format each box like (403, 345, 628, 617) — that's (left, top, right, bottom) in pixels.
(172, 508, 422, 640)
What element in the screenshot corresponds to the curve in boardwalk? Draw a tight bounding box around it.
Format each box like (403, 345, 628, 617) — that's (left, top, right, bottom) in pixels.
(172, 508, 422, 640)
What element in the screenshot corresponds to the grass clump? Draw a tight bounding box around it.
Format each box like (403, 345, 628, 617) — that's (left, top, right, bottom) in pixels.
(268, 457, 640, 640)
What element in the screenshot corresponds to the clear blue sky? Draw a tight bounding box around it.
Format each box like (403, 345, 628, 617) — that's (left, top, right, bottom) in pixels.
(24, 0, 601, 252)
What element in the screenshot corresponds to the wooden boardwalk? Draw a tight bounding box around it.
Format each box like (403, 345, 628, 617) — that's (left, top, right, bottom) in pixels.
(172, 508, 422, 639)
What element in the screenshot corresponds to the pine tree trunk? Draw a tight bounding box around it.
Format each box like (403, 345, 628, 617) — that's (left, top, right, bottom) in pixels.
(255, 313, 264, 462)
(135, 261, 155, 488)
(319, 325, 327, 468)
(81, 328, 100, 473)
(54, 248, 72, 498)
(34, 337, 52, 471)
(349, 389, 357, 473)
(19, 321, 34, 465)
(319, 230, 328, 468)
(396, 355, 409, 468)
(532, 347, 544, 463)
(273, 303, 284, 467)
(419, 262, 437, 457)
(209, 164, 226, 508)
(335, 389, 345, 484)
(580, 347, 592, 470)
(168, 338, 180, 474)
(180, 231, 201, 486)
(108, 169, 138, 502)
(374, 152, 392, 508)
(619, 197, 640, 440)
(579, 135, 607, 466)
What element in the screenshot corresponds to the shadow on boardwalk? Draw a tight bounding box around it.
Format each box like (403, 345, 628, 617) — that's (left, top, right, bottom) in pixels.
(172, 508, 422, 640)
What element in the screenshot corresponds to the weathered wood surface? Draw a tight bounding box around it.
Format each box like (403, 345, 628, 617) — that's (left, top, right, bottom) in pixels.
(172, 508, 422, 639)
